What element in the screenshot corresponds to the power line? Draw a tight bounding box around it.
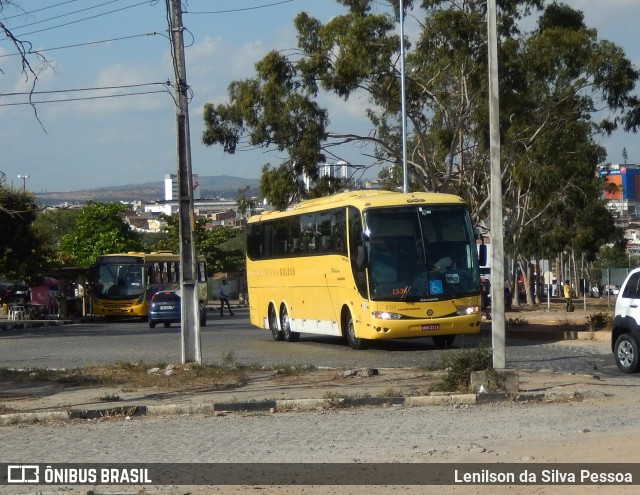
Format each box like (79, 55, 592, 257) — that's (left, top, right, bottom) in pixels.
(1, 0, 82, 21)
(185, 0, 295, 15)
(1, 0, 153, 40)
(0, 89, 170, 107)
(6, 0, 125, 31)
(0, 32, 163, 59)
(0, 81, 170, 98)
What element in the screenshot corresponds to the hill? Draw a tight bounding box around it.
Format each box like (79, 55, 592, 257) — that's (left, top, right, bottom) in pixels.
(35, 175, 259, 205)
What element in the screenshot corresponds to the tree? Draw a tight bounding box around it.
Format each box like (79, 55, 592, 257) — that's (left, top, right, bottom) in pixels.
(32, 207, 81, 266)
(202, 0, 637, 303)
(153, 215, 244, 274)
(0, 185, 50, 280)
(59, 202, 144, 267)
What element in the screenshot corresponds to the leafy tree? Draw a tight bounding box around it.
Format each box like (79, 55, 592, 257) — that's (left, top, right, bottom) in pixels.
(0, 185, 50, 280)
(153, 215, 244, 274)
(59, 202, 144, 267)
(202, 0, 638, 305)
(32, 208, 81, 265)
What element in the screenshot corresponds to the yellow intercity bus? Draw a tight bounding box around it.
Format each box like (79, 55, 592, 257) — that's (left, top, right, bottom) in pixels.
(90, 252, 208, 319)
(246, 190, 484, 349)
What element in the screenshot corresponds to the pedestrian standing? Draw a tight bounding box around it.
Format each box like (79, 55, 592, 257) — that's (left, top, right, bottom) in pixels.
(219, 279, 234, 316)
(563, 280, 573, 312)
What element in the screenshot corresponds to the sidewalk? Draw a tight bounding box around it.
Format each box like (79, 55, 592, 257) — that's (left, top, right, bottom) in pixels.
(0, 361, 615, 427)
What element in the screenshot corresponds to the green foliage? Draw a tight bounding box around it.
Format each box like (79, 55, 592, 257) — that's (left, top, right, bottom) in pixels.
(59, 202, 144, 267)
(153, 215, 244, 274)
(0, 186, 51, 280)
(433, 346, 493, 393)
(32, 207, 81, 266)
(202, 0, 635, 270)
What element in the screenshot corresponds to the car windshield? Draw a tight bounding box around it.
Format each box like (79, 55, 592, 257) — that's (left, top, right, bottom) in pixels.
(363, 205, 480, 301)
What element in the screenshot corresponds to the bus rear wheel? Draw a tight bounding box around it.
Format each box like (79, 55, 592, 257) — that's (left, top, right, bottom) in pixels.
(281, 306, 300, 342)
(269, 305, 284, 341)
(432, 335, 455, 349)
(344, 311, 368, 350)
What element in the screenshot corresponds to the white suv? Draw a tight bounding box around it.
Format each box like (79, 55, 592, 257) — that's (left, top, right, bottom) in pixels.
(612, 268, 640, 373)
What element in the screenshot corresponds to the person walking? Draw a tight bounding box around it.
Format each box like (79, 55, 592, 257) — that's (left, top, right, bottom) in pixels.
(219, 279, 234, 316)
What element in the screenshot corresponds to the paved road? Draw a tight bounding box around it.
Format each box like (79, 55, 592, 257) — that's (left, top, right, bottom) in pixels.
(0, 307, 616, 374)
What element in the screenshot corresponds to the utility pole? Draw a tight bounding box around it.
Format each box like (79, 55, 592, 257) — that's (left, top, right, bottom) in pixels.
(487, 0, 505, 369)
(168, 0, 201, 364)
(399, 0, 409, 193)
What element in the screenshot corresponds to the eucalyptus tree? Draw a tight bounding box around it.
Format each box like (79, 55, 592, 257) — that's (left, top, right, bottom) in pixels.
(202, 0, 638, 301)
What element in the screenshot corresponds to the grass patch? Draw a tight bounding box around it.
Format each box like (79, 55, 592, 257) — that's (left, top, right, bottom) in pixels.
(431, 345, 493, 393)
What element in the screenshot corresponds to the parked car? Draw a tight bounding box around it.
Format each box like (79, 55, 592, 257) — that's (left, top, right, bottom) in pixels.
(612, 268, 640, 373)
(148, 290, 207, 328)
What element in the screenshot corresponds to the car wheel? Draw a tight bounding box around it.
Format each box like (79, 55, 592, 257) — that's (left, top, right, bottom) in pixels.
(149, 321, 156, 329)
(201, 309, 207, 327)
(345, 311, 367, 350)
(281, 306, 299, 342)
(432, 335, 456, 349)
(269, 304, 284, 341)
(164, 322, 171, 328)
(614, 333, 640, 373)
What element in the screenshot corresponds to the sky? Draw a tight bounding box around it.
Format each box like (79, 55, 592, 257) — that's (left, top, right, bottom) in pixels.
(0, 0, 639, 194)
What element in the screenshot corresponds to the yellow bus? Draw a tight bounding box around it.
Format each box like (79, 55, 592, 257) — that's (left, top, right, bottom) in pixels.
(246, 190, 485, 349)
(90, 252, 208, 319)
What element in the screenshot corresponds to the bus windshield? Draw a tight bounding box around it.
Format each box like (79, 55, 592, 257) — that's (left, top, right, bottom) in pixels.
(92, 261, 144, 300)
(363, 205, 479, 302)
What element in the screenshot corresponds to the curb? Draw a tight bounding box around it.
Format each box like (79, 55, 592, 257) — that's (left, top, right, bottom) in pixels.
(0, 319, 73, 331)
(0, 391, 573, 426)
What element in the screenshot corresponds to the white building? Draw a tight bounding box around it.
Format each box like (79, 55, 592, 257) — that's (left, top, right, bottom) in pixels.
(164, 173, 201, 201)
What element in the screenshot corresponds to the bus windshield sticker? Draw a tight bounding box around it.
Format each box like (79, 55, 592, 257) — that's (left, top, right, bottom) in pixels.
(445, 273, 460, 284)
(429, 280, 444, 295)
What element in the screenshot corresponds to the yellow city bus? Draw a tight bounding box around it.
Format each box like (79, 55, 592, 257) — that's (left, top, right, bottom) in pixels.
(90, 252, 208, 319)
(246, 190, 485, 349)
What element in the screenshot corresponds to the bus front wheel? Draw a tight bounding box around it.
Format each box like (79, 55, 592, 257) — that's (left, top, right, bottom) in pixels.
(344, 311, 368, 350)
(269, 305, 284, 341)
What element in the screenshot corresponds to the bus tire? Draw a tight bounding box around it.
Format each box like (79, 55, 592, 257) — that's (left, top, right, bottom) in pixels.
(432, 335, 455, 349)
(280, 305, 300, 342)
(344, 310, 368, 350)
(269, 304, 284, 341)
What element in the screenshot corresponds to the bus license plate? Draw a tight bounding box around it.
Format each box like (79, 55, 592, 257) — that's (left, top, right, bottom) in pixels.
(422, 324, 439, 331)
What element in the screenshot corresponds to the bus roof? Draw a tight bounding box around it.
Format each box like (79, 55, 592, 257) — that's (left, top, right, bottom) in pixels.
(248, 190, 467, 223)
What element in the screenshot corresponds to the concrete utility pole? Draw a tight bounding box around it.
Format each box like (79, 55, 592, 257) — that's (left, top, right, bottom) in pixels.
(487, 0, 506, 369)
(168, 0, 201, 364)
(399, 0, 409, 193)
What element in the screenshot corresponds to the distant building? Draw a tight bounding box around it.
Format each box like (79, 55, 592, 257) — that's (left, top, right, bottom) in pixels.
(303, 161, 359, 190)
(164, 173, 201, 201)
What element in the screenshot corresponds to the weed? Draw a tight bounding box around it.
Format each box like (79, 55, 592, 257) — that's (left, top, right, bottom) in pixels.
(585, 312, 611, 329)
(506, 316, 529, 326)
(378, 387, 402, 398)
(97, 393, 121, 402)
(431, 345, 493, 393)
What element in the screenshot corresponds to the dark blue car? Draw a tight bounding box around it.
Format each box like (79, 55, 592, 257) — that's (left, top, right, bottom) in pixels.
(148, 290, 207, 328)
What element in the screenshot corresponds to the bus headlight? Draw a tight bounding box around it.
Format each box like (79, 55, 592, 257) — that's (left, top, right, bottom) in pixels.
(454, 305, 480, 316)
(372, 311, 404, 320)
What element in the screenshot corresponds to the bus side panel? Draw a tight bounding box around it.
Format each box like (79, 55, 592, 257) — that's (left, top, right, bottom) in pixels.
(247, 255, 352, 335)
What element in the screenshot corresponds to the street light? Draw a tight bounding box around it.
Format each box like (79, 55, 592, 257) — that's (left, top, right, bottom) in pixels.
(17, 174, 30, 191)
